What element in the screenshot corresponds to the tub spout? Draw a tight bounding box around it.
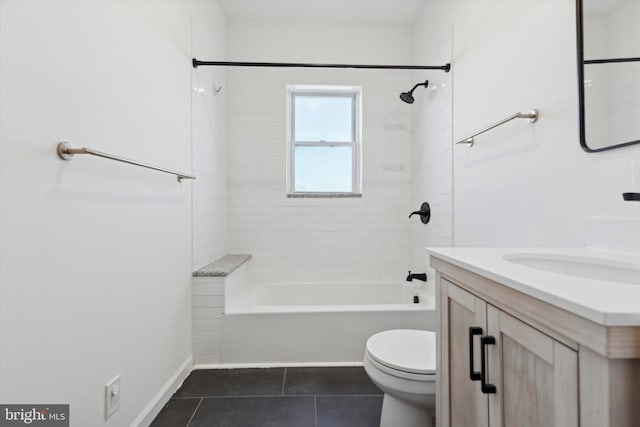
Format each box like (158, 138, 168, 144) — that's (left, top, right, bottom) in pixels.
(406, 271, 427, 282)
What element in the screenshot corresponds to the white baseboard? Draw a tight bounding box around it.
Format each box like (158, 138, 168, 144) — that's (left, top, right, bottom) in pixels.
(131, 355, 193, 427)
(193, 361, 364, 370)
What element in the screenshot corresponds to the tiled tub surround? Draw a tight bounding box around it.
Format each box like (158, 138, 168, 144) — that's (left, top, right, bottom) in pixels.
(220, 281, 434, 364)
(192, 255, 251, 365)
(226, 20, 415, 286)
(151, 367, 383, 427)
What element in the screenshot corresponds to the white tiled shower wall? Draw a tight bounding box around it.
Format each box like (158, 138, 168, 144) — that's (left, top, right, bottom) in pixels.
(192, 261, 250, 364)
(192, 13, 227, 270)
(409, 13, 453, 280)
(192, 276, 225, 364)
(226, 22, 417, 283)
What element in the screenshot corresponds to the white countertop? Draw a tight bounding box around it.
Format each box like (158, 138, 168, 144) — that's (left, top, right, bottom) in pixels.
(427, 247, 640, 327)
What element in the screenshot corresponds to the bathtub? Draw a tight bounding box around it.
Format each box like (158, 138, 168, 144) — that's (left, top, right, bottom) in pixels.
(220, 282, 435, 364)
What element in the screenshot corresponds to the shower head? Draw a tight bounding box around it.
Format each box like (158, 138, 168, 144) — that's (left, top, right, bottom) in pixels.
(400, 80, 429, 104)
(399, 92, 415, 104)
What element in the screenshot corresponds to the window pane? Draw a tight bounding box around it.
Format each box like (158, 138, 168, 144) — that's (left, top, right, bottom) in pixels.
(294, 145, 353, 193)
(294, 95, 353, 142)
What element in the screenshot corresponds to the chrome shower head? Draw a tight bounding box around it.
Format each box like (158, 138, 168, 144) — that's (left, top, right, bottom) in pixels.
(400, 80, 429, 104)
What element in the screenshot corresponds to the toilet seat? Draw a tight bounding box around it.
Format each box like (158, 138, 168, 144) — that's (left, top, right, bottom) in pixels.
(365, 329, 436, 376)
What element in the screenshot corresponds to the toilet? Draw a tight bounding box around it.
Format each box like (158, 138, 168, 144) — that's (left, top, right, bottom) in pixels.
(363, 329, 436, 427)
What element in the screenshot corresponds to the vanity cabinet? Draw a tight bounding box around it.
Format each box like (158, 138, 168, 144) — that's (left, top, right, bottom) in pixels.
(440, 282, 488, 427)
(485, 303, 578, 427)
(441, 280, 578, 427)
(432, 257, 640, 427)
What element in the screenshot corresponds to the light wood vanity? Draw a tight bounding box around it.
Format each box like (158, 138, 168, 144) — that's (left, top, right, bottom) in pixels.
(429, 250, 640, 427)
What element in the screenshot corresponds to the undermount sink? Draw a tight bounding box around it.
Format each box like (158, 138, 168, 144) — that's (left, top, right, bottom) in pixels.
(503, 253, 640, 285)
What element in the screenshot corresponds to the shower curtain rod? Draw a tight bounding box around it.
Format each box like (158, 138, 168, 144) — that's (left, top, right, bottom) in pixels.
(192, 58, 451, 72)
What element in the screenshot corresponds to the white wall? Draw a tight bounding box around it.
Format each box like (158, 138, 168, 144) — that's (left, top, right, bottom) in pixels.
(226, 21, 416, 283)
(412, 0, 640, 249)
(0, 1, 226, 425)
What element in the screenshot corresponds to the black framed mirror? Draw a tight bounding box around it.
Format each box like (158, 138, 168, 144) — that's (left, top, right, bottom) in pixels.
(576, 0, 640, 152)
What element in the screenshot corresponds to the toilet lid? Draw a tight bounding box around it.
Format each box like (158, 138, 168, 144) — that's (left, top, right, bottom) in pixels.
(366, 329, 436, 375)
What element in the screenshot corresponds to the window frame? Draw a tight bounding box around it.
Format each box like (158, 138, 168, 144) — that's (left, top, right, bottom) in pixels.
(286, 85, 362, 197)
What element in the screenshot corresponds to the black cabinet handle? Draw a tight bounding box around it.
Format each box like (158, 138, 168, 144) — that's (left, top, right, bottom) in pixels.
(468, 327, 482, 381)
(480, 336, 497, 394)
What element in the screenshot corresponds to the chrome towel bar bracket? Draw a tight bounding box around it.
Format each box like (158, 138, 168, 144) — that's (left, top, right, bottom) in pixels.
(56, 142, 195, 182)
(455, 109, 539, 147)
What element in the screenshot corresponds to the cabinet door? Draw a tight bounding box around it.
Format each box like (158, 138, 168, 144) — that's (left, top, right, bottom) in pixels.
(486, 306, 578, 427)
(439, 279, 489, 427)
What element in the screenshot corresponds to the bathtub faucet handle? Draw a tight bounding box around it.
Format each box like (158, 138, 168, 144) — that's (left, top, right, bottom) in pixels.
(409, 202, 431, 224)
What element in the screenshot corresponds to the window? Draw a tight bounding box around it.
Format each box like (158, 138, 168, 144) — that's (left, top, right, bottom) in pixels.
(286, 85, 362, 196)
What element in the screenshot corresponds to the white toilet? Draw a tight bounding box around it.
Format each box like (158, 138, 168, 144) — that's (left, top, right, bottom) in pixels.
(363, 329, 436, 427)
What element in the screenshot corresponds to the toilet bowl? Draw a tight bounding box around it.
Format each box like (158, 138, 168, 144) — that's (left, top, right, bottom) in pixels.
(363, 329, 436, 427)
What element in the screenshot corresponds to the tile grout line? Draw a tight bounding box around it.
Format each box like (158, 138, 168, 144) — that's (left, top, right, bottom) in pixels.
(163, 368, 383, 425)
(173, 393, 383, 399)
(281, 367, 287, 395)
(184, 397, 203, 427)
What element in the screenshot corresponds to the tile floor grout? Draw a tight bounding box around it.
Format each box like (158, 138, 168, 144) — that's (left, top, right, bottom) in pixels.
(314, 395, 318, 427)
(281, 367, 287, 395)
(184, 397, 202, 427)
(173, 395, 383, 427)
(172, 394, 383, 399)
(158, 367, 383, 426)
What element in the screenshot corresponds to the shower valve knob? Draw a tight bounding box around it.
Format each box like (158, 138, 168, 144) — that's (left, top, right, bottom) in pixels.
(409, 202, 431, 224)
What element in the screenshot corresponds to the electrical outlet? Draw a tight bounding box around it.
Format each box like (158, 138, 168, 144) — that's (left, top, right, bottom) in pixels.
(105, 375, 121, 420)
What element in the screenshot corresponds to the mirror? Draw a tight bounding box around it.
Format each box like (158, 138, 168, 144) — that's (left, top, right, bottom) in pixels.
(576, 0, 640, 152)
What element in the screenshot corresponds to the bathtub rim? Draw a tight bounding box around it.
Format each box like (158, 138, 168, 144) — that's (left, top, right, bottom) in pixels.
(193, 361, 367, 370)
(227, 280, 435, 314)
(225, 302, 434, 315)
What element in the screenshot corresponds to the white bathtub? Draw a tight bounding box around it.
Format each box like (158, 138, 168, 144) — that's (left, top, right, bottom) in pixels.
(220, 282, 435, 364)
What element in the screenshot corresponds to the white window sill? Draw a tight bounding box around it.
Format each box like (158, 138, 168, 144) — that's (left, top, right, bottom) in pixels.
(287, 193, 362, 198)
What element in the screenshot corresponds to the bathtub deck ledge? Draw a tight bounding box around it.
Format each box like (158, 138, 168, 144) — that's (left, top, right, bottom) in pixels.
(193, 254, 252, 277)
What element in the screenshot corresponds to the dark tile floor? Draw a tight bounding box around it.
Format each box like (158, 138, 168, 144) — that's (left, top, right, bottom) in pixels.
(150, 367, 383, 427)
